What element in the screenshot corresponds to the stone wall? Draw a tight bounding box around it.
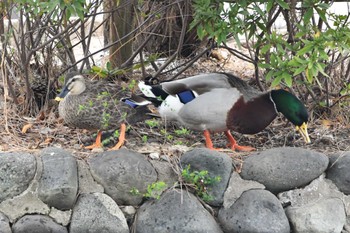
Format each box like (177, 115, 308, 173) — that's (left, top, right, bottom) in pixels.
(0, 147, 349, 232)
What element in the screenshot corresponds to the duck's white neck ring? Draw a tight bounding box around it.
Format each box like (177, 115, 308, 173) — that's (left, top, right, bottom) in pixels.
(269, 92, 278, 114)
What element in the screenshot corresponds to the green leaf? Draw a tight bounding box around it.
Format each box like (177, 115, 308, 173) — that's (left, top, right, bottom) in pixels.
(303, 8, 313, 23)
(271, 75, 283, 87)
(267, 0, 274, 12)
(293, 66, 306, 76)
(261, 44, 271, 54)
(316, 63, 329, 77)
(265, 70, 274, 81)
(253, 4, 264, 16)
(276, 0, 290, 10)
(282, 72, 293, 87)
(297, 44, 313, 56)
(258, 63, 271, 69)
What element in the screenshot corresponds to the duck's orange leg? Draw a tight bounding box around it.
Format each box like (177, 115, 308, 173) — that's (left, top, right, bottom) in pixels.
(225, 130, 256, 152)
(85, 131, 103, 149)
(203, 130, 222, 150)
(109, 123, 126, 150)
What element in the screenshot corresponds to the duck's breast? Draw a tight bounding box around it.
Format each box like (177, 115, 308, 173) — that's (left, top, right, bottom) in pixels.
(176, 88, 241, 132)
(227, 93, 277, 134)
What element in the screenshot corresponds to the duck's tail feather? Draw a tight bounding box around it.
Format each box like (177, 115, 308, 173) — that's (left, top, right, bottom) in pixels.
(131, 81, 168, 107)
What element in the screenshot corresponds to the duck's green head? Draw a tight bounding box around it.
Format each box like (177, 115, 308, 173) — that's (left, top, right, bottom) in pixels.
(55, 74, 86, 101)
(270, 89, 311, 143)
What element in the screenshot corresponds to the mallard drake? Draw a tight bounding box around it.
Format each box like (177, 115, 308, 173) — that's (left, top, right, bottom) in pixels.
(55, 72, 151, 150)
(135, 72, 310, 151)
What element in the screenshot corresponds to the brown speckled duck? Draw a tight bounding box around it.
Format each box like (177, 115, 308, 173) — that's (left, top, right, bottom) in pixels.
(135, 72, 310, 151)
(55, 72, 150, 150)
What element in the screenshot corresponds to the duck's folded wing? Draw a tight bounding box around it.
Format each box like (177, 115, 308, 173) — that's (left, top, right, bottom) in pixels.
(160, 73, 235, 95)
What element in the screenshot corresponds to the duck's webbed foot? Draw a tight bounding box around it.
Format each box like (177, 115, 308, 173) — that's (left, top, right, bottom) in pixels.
(109, 123, 126, 150)
(224, 130, 256, 152)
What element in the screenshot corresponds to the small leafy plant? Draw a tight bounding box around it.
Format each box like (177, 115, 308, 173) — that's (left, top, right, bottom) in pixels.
(181, 165, 221, 202)
(145, 119, 159, 128)
(130, 181, 167, 200)
(174, 127, 191, 136)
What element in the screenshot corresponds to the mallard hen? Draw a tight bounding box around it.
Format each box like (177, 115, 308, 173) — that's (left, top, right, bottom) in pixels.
(134, 72, 310, 151)
(55, 72, 151, 150)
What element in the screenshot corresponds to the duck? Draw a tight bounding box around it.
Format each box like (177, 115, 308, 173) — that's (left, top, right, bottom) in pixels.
(55, 72, 151, 150)
(134, 72, 310, 151)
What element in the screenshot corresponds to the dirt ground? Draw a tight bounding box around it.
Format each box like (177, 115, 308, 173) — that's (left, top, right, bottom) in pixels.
(0, 47, 349, 160)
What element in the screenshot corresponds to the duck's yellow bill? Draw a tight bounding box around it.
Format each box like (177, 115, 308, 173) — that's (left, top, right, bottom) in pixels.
(55, 97, 63, 102)
(296, 122, 311, 144)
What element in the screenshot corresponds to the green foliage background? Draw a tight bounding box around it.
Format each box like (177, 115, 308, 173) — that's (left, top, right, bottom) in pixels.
(191, 0, 350, 92)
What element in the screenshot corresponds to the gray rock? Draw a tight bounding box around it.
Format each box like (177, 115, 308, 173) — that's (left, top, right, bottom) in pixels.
(240, 147, 328, 193)
(286, 198, 345, 233)
(49, 207, 71, 226)
(345, 218, 350, 233)
(278, 174, 346, 208)
(223, 171, 265, 209)
(0, 152, 36, 202)
(218, 189, 290, 233)
(69, 193, 128, 233)
(37, 147, 78, 210)
(89, 149, 157, 205)
(0, 192, 50, 223)
(180, 148, 233, 206)
(0, 212, 11, 233)
(12, 215, 67, 233)
(76, 160, 104, 194)
(135, 189, 223, 233)
(148, 160, 178, 187)
(279, 175, 347, 233)
(327, 152, 350, 195)
(120, 206, 136, 225)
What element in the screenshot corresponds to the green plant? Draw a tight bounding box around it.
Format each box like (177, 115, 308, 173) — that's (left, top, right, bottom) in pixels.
(191, 0, 350, 89)
(101, 112, 111, 129)
(174, 127, 191, 136)
(145, 119, 159, 128)
(142, 135, 148, 143)
(144, 181, 167, 199)
(130, 187, 140, 196)
(181, 165, 221, 202)
(101, 130, 120, 147)
(129, 181, 167, 200)
(160, 129, 174, 142)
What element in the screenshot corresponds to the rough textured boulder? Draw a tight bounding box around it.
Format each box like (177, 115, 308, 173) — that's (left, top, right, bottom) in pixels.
(89, 149, 157, 205)
(38, 147, 78, 210)
(0, 152, 36, 202)
(0, 192, 50, 222)
(180, 148, 233, 206)
(69, 193, 128, 233)
(0, 212, 11, 233)
(240, 147, 329, 193)
(12, 215, 67, 233)
(218, 189, 290, 233)
(223, 171, 265, 209)
(286, 198, 345, 233)
(326, 151, 350, 195)
(279, 175, 347, 233)
(76, 160, 104, 194)
(135, 189, 223, 233)
(148, 160, 178, 187)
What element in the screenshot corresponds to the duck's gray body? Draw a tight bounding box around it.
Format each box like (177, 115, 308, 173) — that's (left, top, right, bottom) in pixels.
(140, 73, 275, 134)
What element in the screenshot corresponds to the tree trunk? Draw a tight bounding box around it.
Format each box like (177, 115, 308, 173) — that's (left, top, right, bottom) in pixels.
(109, 0, 136, 69)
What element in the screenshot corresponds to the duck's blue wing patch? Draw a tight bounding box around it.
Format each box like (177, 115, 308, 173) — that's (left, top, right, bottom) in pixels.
(178, 90, 196, 104)
(123, 99, 138, 108)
